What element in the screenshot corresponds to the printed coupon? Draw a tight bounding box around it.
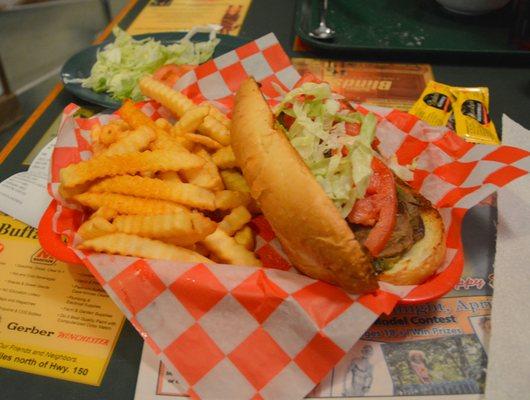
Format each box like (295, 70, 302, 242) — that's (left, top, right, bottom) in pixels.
(292, 58, 433, 111)
(127, 0, 251, 36)
(0, 213, 124, 385)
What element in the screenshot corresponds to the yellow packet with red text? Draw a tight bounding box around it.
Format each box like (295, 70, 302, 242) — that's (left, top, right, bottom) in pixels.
(409, 81, 455, 126)
(451, 87, 499, 145)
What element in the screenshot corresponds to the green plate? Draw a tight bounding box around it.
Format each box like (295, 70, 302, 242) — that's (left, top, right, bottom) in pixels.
(296, 0, 530, 59)
(61, 33, 249, 109)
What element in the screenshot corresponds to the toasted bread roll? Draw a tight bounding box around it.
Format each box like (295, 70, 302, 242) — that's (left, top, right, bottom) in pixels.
(231, 78, 378, 293)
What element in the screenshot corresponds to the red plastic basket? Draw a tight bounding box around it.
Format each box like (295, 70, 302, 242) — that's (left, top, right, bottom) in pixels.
(39, 200, 462, 305)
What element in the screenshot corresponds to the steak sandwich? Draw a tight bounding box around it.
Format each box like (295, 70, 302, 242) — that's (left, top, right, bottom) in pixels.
(231, 78, 445, 293)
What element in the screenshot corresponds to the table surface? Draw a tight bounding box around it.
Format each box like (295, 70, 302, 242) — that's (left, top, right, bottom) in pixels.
(1, 0, 529, 398)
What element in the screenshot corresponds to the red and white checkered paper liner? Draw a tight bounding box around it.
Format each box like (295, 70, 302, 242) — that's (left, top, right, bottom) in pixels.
(47, 34, 530, 399)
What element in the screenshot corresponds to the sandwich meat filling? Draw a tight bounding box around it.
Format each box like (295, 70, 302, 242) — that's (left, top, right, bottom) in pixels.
(276, 80, 425, 273)
(349, 182, 426, 273)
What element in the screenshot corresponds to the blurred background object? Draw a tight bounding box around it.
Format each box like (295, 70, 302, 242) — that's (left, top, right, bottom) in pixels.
(309, 0, 335, 40)
(0, 54, 22, 132)
(513, 0, 530, 49)
(435, 0, 512, 15)
(0, 0, 126, 136)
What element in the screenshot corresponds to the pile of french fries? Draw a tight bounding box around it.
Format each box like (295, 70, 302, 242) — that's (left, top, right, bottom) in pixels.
(58, 76, 261, 267)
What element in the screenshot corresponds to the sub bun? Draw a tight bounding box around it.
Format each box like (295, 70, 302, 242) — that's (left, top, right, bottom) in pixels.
(231, 78, 445, 292)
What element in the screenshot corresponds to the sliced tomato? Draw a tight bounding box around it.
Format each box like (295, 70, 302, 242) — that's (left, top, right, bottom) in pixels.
(329, 146, 350, 158)
(281, 113, 296, 129)
(339, 100, 356, 112)
(294, 72, 322, 88)
(347, 158, 397, 256)
(153, 64, 194, 87)
(345, 122, 361, 136)
(347, 196, 378, 226)
(295, 94, 306, 103)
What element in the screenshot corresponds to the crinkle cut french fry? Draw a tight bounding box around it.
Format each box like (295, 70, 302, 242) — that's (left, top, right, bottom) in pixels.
(204, 103, 230, 128)
(118, 99, 158, 129)
(162, 211, 218, 246)
(155, 118, 172, 132)
(74, 192, 186, 215)
(198, 115, 231, 146)
(201, 228, 261, 266)
(138, 76, 229, 143)
(118, 101, 178, 150)
(169, 136, 196, 151)
(218, 206, 252, 236)
(181, 148, 224, 190)
(219, 170, 260, 214)
(90, 124, 102, 143)
(99, 120, 130, 144)
(190, 211, 217, 239)
(79, 233, 212, 263)
(113, 213, 193, 239)
(102, 126, 156, 156)
(220, 169, 250, 193)
(99, 124, 122, 146)
(92, 142, 107, 157)
(157, 171, 181, 182)
(110, 119, 130, 130)
(90, 206, 118, 221)
(150, 131, 193, 152)
(78, 217, 116, 240)
(164, 234, 206, 247)
(212, 146, 237, 169)
(183, 133, 223, 150)
(59, 182, 91, 200)
(172, 105, 210, 136)
(173, 135, 196, 151)
(60, 150, 204, 188)
(139, 76, 194, 118)
(234, 226, 255, 251)
(89, 175, 216, 210)
(215, 190, 250, 210)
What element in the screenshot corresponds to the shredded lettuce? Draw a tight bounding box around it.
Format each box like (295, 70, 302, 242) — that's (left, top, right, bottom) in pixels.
(350, 113, 377, 199)
(386, 155, 415, 181)
(275, 82, 378, 217)
(78, 26, 220, 101)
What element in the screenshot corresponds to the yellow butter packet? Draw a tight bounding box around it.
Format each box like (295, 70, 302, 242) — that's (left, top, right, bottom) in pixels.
(451, 87, 500, 145)
(409, 81, 455, 126)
